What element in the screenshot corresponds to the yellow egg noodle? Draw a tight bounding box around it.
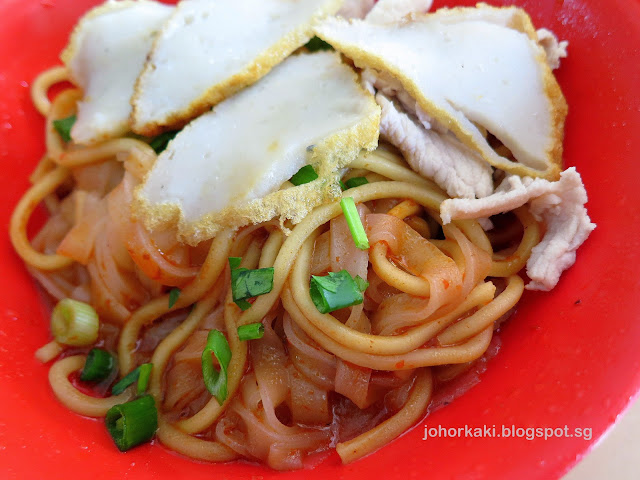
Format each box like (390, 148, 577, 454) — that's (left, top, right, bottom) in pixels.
(10, 0, 594, 470)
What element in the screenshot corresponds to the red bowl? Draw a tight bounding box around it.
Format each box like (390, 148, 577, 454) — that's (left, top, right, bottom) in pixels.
(1, 0, 639, 478)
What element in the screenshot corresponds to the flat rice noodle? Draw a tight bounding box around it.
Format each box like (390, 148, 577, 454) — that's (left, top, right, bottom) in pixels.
(330, 204, 376, 407)
(129, 221, 199, 287)
(147, 225, 193, 268)
(137, 311, 187, 355)
(443, 223, 492, 298)
(288, 366, 331, 426)
(366, 213, 463, 334)
(134, 263, 164, 298)
(288, 345, 335, 391)
(201, 304, 226, 330)
(310, 231, 330, 275)
(87, 262, 131, 323)
(330, 394, 389, 443)
(284, 314, 337, 391)
(383, 372, 415, 412)
(364, 269, 400, 306)
(252, 322, 290, 429)
(368, 197, 401, 214)
(335, 358, 375, 409)
(232, 401, 330, 464)
(71, 160, 123, 195)
(330, 203, 370, 277)
(105, 220, 136, 272)
(93, 225, 150, 310)
(267, 444, 304, 471)
(108, 174, 199, 287)
(429, 336, 501, 412)
(240, 373, 262, 412)
(32, 213, 71, 253)
(334, 312, 375, 408)
(107, 174, 136, 246)
(57, 191, 107, 264)
(172, 330, 209, 364)
(70, 283, 91, 303)
(106, 180, 160, 306)
(215, 411, 251, 457)
(163, 360, 207, 413)
(28, 266, 74, 301)
(370, 369, 415, 389)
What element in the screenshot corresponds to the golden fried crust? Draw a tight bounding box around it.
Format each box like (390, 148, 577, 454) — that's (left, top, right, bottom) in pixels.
(315, 3, 568, 180)
(130, 0, 343, 137)
(133, 111, 381, 245)
(132, 53, 381, 246)
(60, 1, 144, 67)
(494, 4, 567, 180)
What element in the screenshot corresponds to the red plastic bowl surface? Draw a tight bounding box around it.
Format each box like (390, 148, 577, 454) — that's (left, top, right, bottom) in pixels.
(1, 0, 639, 479)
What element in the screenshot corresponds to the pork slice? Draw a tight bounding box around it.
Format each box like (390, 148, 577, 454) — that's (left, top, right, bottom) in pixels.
(440, 167, 595, 291)
(376, 93, 493, 199)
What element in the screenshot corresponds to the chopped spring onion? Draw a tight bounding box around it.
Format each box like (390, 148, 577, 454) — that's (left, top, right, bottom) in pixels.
(52, 114, 76, 143)
(112, 363, 153, 396)
(310, 270, 368, 314)
(234, 299, 252, 312)
(304, 36, 333, 52)
(149, 130, 179, 154)
(340, 197, 370, 250)
(105, 395, 158, 452)
(80, 348, 116, 382)
(345, 176, 369, 189)
(168, 288, 180, 309)
(228, 256, 242, 270)
(137, 363, 153, 395)
(201, 330, 232, 405)
(237, 323, 265, 341)
(51, 298, 99, 346)
(229, 258, 275, 311)
(354, 275, 370, 293)
(111, 367, 140, 396)
(339, 180, 347, 191)
(289, 164, 318, 186)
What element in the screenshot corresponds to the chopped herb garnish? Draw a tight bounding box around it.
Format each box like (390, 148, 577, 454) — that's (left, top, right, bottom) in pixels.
(312, 274, 340, 293)
(105, 395, 158, 452)
(340, 197, 370, 250)
(168, 288, 180, 309)
(51, 298, 99, 346)
(228, 257, 242, 270)
(234, 298, 253, 311)
(229, 258, 274, 310)
(136, 363, 153, 395)
(81, 348, 116, 383)
(290, 164, 318, 186)
(149, 130, 179, 154)
(354, 275, 369, 293)
(339, 180, 347, 191)
(53, 114, 76, 143)
(310, 270, 367, 314)
(201, 330, 232, 405)
(112, 363, 153, 396)
(112, 366, 140, 396)
(305, 36, 333, 52)
(345, 177, 369, 189)
(237, 322, 265, 341)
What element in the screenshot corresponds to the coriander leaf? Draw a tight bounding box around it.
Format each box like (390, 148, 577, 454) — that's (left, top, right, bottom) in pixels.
(304, 36, 333, 52)
(53, 115, 76, 143)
